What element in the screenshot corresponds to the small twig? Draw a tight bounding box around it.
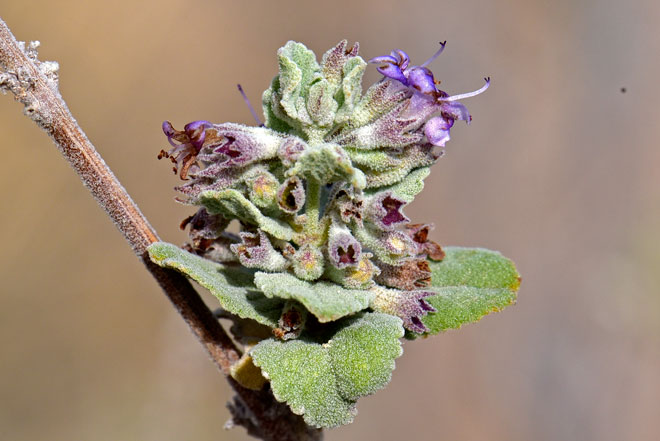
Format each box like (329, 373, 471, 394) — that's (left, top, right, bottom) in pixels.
(0, 18, 320, 441)
(0, 16, 239, 376)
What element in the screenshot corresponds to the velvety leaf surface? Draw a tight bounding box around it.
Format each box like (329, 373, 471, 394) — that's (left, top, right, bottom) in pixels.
(147, 242, 283, 328)
(423, 247, 521, 334)
(253, 272, 375, 322)
(199, 189, 295, 241)
(251, 313, 404, 428)
(365, 166, 430, 202)
(287, 143, 366, 189)
(277, 41, 320, 124)
(327, 313, 404, 400)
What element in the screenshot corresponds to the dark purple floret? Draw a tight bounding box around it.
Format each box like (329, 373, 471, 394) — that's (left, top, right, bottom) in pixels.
(375, 258, 432, 291)
(368, 192, 409, 230)
(328, 232, 362, 269)
(381, 195, 407, 226)
(401, 290, 436, 333)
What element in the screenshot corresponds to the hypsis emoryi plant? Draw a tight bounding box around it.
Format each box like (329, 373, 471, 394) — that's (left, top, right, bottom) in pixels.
(148, 40, 520, 428)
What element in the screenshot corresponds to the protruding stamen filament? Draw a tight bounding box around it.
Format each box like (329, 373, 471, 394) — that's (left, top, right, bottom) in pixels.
(444, 77, 491, 102)
(420, 41, 447, 68)
(237, 84, 264, 126)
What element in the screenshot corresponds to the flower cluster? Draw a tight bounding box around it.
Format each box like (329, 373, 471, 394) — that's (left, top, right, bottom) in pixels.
(159, 40, 488, 334)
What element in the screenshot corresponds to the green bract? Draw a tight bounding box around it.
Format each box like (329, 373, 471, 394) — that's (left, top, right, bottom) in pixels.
(422, 247, 521, 334)
(151, 40, 520, 428)
(148, 242, 283, 327)
(251, 312, 403, 428)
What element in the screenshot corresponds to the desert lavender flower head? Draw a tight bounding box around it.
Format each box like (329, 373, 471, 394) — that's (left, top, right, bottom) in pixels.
(368, 42, 490, 147)
(158, 40, 488, 333)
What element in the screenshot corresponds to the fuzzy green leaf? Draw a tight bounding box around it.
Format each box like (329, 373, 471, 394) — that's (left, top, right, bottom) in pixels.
(422, 247, 521, 334)
(262, 77, 297, 134)
(286, 143, 366, 189)
(365, 166, 430, 203)
(328, 313, 404, 400)
(251, 312, 404, 428)
(147, 242, 282, 328)
(277, 41, 320, 123)
(253, 272, 375, 322)
(199, 189, 294, 241)
(307, 79, 338, 126)
(334, 57, 367, 124)
(253, 339, 353, 427)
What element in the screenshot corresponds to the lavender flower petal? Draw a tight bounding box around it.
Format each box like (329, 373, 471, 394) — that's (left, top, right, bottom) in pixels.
(407, 66, 438, 96)
(424, 116, 454, 146)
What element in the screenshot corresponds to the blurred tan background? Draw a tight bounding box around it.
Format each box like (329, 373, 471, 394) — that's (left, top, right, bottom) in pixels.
(1, 0, 659, 440)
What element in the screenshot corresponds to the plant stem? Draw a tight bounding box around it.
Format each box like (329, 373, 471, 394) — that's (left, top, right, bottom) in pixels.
(304, 178, 321, 238)
(0, 18, 320, 441)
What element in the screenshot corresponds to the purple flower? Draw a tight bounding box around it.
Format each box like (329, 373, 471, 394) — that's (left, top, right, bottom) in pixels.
(367, 192, 410, 230)
(368, 42, 445, 92)
(370, 287, 436, 333)
(230, 230, 288, 271)
(369, 42, 490, 147)
(328, 229, 362, 269)
(368, 49, 410, 85)
(159, 120, 213, 179)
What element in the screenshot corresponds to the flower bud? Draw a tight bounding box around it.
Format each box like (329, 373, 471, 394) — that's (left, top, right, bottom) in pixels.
(246, 169, 280, 210)
(291, 243, 324, 281)
(277, 137, 308, 166)
(212, 123, 283, 168)
(307, 79, 338, 126)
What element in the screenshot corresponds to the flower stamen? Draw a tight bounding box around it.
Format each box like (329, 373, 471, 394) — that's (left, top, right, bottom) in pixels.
(444, 77, 491, 102)
(237, 84, 264, 127)
(420, 40, 447, 68)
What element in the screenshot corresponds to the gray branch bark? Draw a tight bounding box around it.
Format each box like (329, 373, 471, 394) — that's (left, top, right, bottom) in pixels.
(0, 17, 321, 441)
